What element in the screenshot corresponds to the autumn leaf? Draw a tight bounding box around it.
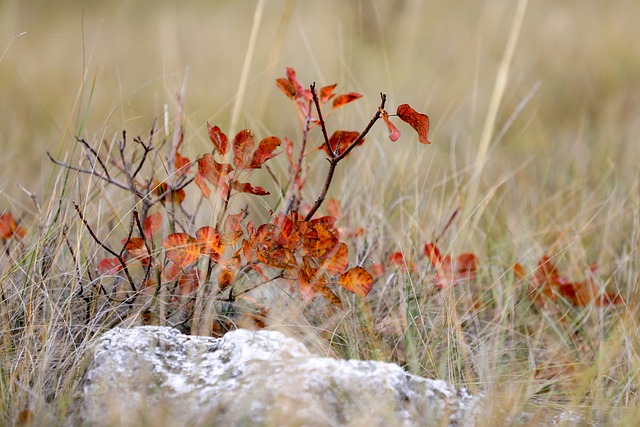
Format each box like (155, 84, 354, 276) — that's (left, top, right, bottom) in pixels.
(97, 257, 123, 275)
(332, 92, 362, 110)
(370, 263, 386, 277)
(285, 67, 309, 100)
(397, 104, 431, 144)
(194, 172, 211, 199)
(160, 262, 184, 283)
(174, 152, 191, 176)
(233, 129, 256, 169)
(322, 130, 363, 157)
(320, 242, 349, 276)
(424, 243, 478, 289)
(143, 212, 163, 239)
(276, 78, 297, 99)
(124, 237, 150, 265)
(319, 83, 337, 104)
(0, 212, 26, 240)
(198, 153, 233, 179)
(230, 180, 269, 196)
(223, 211, 245, 245)
(207, 123, 229, 155)
(196, 226, 223, 260)
(249, 136, 281, 168)
(381, 109, 401, 142)
(283, 136, 296, 169)
(218, 269, 234, 290)
(162, 233, 201, 268)
(338, 266, 374, 297)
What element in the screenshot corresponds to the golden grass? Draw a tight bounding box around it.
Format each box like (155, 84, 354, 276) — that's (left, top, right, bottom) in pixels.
(1, 0, 639, 425)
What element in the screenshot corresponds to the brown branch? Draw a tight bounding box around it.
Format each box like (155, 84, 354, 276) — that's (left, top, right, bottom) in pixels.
(73, 201, 137, 295)
(304, 90, 387, 221)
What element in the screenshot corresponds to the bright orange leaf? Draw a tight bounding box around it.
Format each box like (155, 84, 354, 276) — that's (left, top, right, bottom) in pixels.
(320, 242, 349, 276)
(196, 226, 223, 260)
(397, 104, 431, 144)
(319, 83, 337, 104)
(174, 152, 191, 176)
(124, 237, 150, 265)
(162, 233, 201, 268)
(338, 266, 374, 297)
(332, 92, 362, 110)
(230, 180, 269, 196)
(218, 269, 234, 290)
(0, 212, 26, 240)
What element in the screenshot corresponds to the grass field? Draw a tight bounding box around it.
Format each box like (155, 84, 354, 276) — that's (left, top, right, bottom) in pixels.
(1, 0, 639, 425)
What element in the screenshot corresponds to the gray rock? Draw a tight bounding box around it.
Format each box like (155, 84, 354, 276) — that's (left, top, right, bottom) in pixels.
(75, 326, 479, 426)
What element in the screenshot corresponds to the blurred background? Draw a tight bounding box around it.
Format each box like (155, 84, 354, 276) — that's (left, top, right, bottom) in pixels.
(1, 0, 639, 224)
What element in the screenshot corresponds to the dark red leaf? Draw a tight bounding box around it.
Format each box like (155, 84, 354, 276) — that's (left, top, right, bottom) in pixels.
(143, 212, 163, 239)
(397, 104, 431, 144)
(97, 257, 123, 275)
(230, 180, 269, 196)
(322, 130, 362, 157)
(207, 123, 229, 155)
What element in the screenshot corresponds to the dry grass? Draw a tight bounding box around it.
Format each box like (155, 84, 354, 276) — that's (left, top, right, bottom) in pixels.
(1, 0, 639, 425)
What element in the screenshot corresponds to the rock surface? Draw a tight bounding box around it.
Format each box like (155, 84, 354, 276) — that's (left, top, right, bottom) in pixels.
(75, 326, 479, 426)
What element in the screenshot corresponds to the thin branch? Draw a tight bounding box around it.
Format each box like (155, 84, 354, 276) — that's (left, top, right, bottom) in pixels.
(73, 201, 137, 295)
(77, 137, 112, 181)
(310, 83, 334, 157)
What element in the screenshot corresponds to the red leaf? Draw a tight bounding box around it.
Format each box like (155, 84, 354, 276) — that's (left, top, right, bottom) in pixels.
(143, 212, 163, 239)
(249, 136, 281, 168)
(338, 266, 374, 297)
(319, 83, 337, 104)
(285, 67, 308, 100)
(230, 180, 269, 196)
(322, 130, 362, 157)
(223, 211, 245, 245)
(162, 233, 201, 268)
(332, 92, 362, 110)
(370, 263, 386, 277)
(97, 257, 123, 275)
(207, 123, 229, 155)
(233, 129, 255, 170)
(397, 104, 431, 144)
(381, 109, 401, 142)
(194, 172, 211, 199)
(218, 269, 234, 290)
(198, 153, 233, 180)
(424, 243, 478, 289)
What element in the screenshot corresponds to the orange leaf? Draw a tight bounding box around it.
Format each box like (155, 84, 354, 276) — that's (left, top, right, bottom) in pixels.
(198, 153, 233, 180)
(397, 104, 431, 144)
(124, 237, 150, 264)
(285, 67, 309, 100)
(196, 226, 223, 260)
(223, 211, 245, 245)
(322, 130, 363, 157)
(231, 180, 269, 196)
(207, 123, 229, 155)
(381, 109, 401, 142)
(249, 136, 281, 169)
(218, 269, 234, 290)
(424, 243, 478, 289)
(338, 266, 374, 297)
(194, 172, 211, 199)
(332, 92, 362, 110)
(174, 152, 191, 176)
(162, 233, 201, 268)
(97, 257, 123, 275)
(276, 78, 297, 99)
(160, 262, 184, 283)
(321, 242, 349, 276)
(233, 129, 255, 170)
(0, 212, 26, 239)
(319, 83, 337, 104)
(143, 212, 163, 239)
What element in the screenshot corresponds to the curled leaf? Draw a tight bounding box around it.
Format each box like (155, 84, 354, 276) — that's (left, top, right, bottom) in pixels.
(397, 104, 431, 144)
(230, 180, 269, 196)
(322, 130, 362, 157)
(207, 123, 229, 155)
(381, 109, 401, 142)
(249, 136, 281, 168)
(276, 78, 297, 99)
